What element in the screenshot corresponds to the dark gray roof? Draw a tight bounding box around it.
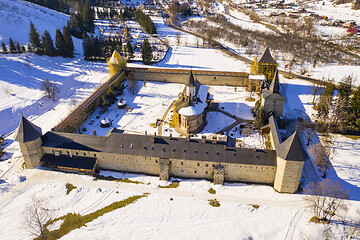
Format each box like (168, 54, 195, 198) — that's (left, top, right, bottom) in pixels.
(262, 89, 286, 100)
(269, 69, 280, 93)
(42, 131, 277, 166)
(268, 115, 281, 148)
(14, 116, 42, 143)
(186, 70, 196, 87)
(258, 47, 277, 64)
(41, 153, 96, 171)
(276, 131, 309, 161)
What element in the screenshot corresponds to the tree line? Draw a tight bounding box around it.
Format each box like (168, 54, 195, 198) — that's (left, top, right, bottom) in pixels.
(69, 0, 95, 38)
(24, 0, 75, 14)
(314, 75, 360, 133)
(29, 22, 74, 57)
(95, 6, 135, 20)
(135, 9, 157, 35)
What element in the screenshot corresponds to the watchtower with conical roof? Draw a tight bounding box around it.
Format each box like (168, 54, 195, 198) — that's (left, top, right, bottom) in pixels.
(273, 131, 308, 193)
(261, 69, 286, 119)
(106, 50, 126, 78)
(251, 47, 278, 82)
(14, 116, 43, 168)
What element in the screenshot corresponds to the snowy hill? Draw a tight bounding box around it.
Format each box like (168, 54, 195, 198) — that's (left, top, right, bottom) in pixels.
(0, 0, 107, 137)
(0, 0, 70, 46)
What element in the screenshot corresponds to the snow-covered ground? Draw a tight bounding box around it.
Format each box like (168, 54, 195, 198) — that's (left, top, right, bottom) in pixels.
(1, 1, 360, 239)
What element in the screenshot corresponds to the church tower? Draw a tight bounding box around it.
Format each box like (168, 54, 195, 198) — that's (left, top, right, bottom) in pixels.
(186, 70, 197, 101)
(14, 116, 43, 169)
(261, 69, 286, 119)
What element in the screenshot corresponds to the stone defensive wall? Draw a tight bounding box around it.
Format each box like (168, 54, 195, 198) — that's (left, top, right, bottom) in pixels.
(52, 71, 126, 133)
(126, 67, 255, 88)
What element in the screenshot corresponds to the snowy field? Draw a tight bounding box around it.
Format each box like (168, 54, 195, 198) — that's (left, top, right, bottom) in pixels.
(1, 1, 360, 239)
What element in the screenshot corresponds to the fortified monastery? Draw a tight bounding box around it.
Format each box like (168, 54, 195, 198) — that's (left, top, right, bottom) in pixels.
(15, 48, 309, 194)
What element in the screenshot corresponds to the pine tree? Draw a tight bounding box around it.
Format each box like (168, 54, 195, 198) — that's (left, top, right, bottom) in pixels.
(2, 41, 7, 54)
(142, 38, 152, 65)
(347, 86, 360, 132)
(42, 30, 56, 56)
(126, 41, 134, 59)
(55, 29, 65, 56)
(21, 45, 26, 53)
(15, 42, 22, 53)
(9, 38, 16, 53)
(82, 33, 90, 59)
(27, 43, 32, 53)
(29, 22, 42, 53)
(83, 0, 94, 33)
(63, 26, 74, 58)
(69, 11, 84, 38)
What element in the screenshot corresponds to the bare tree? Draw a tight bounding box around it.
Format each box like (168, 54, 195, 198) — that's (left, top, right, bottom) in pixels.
(304, 179, 349, 223)
(297, 119, 317, 146)
(127, 79, 139, 95)
(309, 142, 334, 178)
(23, 196, 54, 240)
(310, 82, 322, 104)
(40, 79, 58, 101)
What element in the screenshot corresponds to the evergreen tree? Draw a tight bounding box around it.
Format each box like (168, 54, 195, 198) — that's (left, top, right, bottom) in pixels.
(29, 22, 42, 53)
(69, 11, 84, 38)
(82, 33, 91, 59)
(9, 38, 16, 53)
(142, 38, 152, 65)
(15, 42, 22, 53)
(63, 26, 74, 58)
(21, 45, 26, 53)
(347, 86, 360, 131)
(126, 41, 134, 59)
(2, 41, 7, 54)
(83, 0, 94, 33)
(27, 43, 33, 53)
(42, 30, 56, 56)
(55, 29, 65, 56)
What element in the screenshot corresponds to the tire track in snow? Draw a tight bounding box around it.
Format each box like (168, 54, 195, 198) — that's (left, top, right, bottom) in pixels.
(284, 209, 305, 240)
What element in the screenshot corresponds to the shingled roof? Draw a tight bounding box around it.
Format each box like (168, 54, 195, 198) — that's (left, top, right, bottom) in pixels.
(14, 116, 42, 143)
(276, 131, 309, 161)
(186, 70, 196, 87)
(269, 69, 280, 93)
(257, 47, 277, 64)
(42, 131, 277, 166)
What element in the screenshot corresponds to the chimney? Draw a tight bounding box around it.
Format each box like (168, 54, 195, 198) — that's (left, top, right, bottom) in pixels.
(212, 136, 217, 144)
(201, 135, 206, 143)
(170, 133, 172, 138)
(145, 130, 147, 135)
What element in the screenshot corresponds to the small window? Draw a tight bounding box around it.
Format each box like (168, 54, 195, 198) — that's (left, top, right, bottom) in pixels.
(59, 150, 62, 154)
(83, 153, 86, 156)
(162, 148, 165, 152)
(194, 150, 197, 154)
(184, 149, 187, 153)
(181, 169, 184, 172)
(205, 151, 208, 154)
(52, 150, 55, 153)
(206, 164, 208, 167)
(169, 161, 172, 164)
(155, 160, 158, 163)
(130, 144, 133, 148)
(67, 151, 70, 154)
(181, 162, 183, 165)
(151, 147, 154, 151)
(76, 152, 79, 155)
(172, 148, 176, 152)
(216, 152, 219, 155)
(94, 154, 96, 157)
(125, 158, 128, 162)
(144, 146, 147, 150)
(212, 164, 215, 167)
(197, 163, 200, 166)
(234, 153, 236, 156)
(194, 170, 197, 173)
(205, 171, 208, 174)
